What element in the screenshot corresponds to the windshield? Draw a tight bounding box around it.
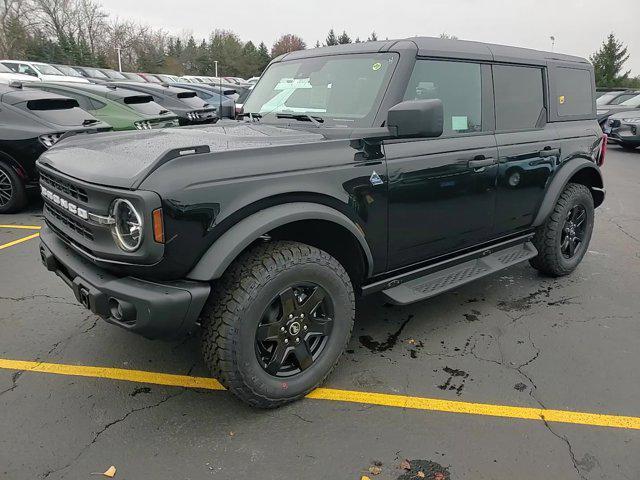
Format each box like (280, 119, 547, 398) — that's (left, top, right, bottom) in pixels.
(596, 92, 619, 106)
(83, 68, 108, 78)
(243, 53, 398, 127)
(55, 65, 83, 77)
(104, 70, 127, 80)
(620, 94, 640, 108)
(124, 97, 167, 115)
(33, 63, 64, 75)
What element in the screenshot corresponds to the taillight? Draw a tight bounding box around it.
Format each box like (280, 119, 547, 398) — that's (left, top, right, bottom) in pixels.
(152, 208, 164, 243)
(598, 134, 607, 167)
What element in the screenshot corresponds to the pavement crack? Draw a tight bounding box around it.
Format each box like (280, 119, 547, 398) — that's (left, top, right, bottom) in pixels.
(609, 219, 640, 244)
(40, 390, 186, 479)
(0, 294, 80, 307)
(540, 416, 586, 480)
(0, 371, 23, 396)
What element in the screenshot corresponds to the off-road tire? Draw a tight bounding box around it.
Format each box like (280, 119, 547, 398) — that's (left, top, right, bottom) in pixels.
(530, 183, 594, 276)
(200, 240, 355, 408)
(0, 161, 27, 214)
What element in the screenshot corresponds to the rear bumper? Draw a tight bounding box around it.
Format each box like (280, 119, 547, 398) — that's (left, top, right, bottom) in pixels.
(39, 227, 210, 339)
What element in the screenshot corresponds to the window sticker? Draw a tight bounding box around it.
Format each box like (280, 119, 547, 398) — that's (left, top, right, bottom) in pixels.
(372, 62, 382, 71)
(558, 95, 566, 104)
(451, 116, 468, 131)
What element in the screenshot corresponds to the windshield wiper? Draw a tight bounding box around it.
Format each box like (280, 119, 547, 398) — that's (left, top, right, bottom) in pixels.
(275, 113, 324, 126)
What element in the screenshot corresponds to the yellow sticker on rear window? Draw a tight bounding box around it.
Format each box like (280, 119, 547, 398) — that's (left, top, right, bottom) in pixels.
(372, 62, 382, 71)
(559, 95, 565, 104)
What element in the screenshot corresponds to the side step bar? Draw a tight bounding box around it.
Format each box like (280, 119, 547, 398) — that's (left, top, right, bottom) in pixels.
(381, 241, 538, 305)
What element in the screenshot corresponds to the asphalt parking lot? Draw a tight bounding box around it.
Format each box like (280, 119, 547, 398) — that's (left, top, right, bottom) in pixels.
(0, 145, 639, 480)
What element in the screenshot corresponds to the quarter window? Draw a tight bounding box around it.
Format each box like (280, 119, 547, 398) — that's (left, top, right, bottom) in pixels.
(403, 60, 482, 134)
(555, 67, 594, 116)
(493, 65, 545, 130)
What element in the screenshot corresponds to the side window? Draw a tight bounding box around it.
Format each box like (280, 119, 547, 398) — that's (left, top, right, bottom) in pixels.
(3, 62, 19, 73)
(403, 60, 482, 134)
(19, 64, 38, 76)
(555, 67, 593, 116)
(88, 98, 107, 110)
(52, 91, 93, 111)
(493, 65, 544, 131)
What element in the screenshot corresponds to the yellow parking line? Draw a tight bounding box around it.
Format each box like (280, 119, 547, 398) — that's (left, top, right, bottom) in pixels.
(1, 358, 639, 430)
(0, 224, 42, 230)
(0, 232, 40, 251)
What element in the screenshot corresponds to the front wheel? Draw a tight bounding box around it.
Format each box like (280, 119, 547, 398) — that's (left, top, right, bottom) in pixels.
(201, 241, 355, 408)
(0, 161, 27, 214)
(530, 183, 594, 276)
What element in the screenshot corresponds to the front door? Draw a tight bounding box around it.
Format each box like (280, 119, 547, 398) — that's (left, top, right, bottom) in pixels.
(385, 59, 498, 270)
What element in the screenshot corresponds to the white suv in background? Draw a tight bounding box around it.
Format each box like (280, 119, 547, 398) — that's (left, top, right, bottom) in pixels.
(0, 60, 89, 83)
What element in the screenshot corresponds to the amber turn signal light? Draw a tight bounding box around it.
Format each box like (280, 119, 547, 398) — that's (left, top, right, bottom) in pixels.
(152, 208, 164, 243)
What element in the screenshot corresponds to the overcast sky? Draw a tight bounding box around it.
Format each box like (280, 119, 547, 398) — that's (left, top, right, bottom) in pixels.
(102, 0, 640, 75)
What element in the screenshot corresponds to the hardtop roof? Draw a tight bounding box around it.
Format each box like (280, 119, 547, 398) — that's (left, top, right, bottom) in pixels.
(278, 36, 589, 66)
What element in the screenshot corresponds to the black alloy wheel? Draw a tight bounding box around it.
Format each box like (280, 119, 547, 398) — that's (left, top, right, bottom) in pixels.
(0, 167, 12, 208)
(255, 284, 334, 377)
(560, 205, 587, 259)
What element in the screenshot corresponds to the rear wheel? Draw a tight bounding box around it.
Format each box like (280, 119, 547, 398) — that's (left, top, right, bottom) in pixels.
(0, 161, 27, 214)
(530, 183, 594, 276)
(201, 241, 355, 408)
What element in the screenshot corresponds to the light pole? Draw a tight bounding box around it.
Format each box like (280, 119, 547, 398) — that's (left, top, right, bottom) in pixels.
(214, 60, 218, 78)
(116, 47, 122, 72)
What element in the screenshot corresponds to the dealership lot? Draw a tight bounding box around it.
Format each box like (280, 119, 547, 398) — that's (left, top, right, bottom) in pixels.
(0, 146, 638, 479)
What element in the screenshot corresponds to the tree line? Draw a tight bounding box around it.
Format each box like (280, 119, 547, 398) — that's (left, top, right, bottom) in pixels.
(0, 0, 638, 86)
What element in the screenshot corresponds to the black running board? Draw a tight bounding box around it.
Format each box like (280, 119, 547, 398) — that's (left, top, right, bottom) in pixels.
(381, 241, 538, 305)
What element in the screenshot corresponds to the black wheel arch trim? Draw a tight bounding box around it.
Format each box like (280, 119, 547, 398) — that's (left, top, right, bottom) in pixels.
(532, 158, 604, 227)
(186, 202, 374, 281)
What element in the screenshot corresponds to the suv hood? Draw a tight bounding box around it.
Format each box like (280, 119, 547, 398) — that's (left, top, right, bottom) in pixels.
(37, 122, 326, 188)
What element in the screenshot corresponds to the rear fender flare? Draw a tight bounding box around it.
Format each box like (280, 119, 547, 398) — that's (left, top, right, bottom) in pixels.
(532, 158, 604, 227)
(186, 202, 374, 281)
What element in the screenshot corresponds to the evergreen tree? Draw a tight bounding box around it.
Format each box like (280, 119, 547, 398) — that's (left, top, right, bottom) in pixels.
(257, 42, 271, 74)
(337, 31, 351, 44)
(367, 31, 378, 42)
(326, 28, 338, 46)
(590, 33, 631, 87)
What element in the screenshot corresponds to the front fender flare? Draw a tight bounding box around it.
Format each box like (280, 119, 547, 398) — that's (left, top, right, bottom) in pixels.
(186, 202, 374, 281)
(532, 158, 604, 227)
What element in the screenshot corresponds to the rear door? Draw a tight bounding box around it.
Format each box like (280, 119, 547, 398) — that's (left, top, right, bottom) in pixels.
(385, 59, 498, 270)
(492, 64, 559, 236)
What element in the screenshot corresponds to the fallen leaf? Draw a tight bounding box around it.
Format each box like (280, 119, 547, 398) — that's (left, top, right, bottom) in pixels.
(229, 431, 235, 437)
(434, 473, 444, 480)
(400, 459, 411, 470)
(91, 466, 116, 477)
(417, 472, 425, 478)
(368, 465, 382, 475)
(407, 338, 416, 345)
(360, 476, 371, 480)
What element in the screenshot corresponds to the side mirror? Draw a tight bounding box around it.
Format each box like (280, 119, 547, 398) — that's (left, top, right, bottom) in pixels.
(387, 99, 444, 138)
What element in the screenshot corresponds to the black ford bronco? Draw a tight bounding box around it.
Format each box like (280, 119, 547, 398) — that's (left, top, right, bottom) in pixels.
(38, 38, 605, 407)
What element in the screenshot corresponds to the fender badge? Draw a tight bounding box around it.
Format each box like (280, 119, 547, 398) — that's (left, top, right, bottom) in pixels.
(369, 171, 383, 186)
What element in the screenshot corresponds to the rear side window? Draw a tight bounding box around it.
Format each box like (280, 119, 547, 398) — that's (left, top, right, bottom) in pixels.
(404, 60, 482, 134)
(555, 67, 593, 116)
(493, 65, 545, 131)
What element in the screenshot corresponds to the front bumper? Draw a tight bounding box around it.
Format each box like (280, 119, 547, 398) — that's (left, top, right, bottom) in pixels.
(39, 227, 210, 339)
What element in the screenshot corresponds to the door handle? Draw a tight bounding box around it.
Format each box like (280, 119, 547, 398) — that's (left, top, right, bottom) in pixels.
(468, 157, 496, 169)
(539, 148, 561, 158)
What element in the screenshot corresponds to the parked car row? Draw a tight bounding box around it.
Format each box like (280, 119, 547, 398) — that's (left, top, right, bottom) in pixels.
(596, 88, 640, 151)
(0, 76, 245, 212)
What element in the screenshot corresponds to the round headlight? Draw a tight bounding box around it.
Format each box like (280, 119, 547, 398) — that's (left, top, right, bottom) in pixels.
(111, 199, 143, 252)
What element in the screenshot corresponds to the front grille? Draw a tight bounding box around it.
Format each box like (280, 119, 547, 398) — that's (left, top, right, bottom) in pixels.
(40, 170, 89, 203)
(45, 203, 94, 240)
